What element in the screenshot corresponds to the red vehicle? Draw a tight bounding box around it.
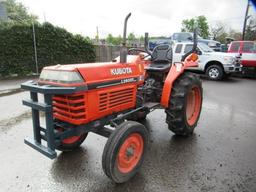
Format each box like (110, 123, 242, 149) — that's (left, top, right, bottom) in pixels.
(21, 13, 203, 183)
(228, 41, 256, 67)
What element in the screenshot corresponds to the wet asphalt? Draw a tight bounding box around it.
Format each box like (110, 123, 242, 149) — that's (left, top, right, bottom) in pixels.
(0, 77, 256, 192)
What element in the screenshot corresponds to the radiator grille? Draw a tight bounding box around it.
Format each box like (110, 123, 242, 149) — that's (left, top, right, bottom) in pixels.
(53, 94, 86, 122)
(99, 88, 134, 111)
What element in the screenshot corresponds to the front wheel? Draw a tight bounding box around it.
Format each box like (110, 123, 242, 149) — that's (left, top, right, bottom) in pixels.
(56, 127, 88, 151)
(166, 72, 203, 136)
(102, 121, 149, 183)
(206, 64, 224, 80)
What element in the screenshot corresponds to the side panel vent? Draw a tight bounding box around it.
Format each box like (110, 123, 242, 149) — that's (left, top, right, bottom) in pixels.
(53, 93, 86, 124)
(99, 87, 134, 112)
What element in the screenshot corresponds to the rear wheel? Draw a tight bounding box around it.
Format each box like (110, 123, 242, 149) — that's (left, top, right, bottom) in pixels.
(166, 72, 203, 136)
(56, 128, 88, 151)
(102, 121, 148, 183)
(206, 64, 224, 80)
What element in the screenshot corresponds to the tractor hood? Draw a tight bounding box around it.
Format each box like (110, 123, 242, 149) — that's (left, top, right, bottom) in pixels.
(39, 58, 144, 88)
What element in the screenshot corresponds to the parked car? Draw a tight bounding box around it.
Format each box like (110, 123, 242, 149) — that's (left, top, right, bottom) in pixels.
(228, 41, 256, 77)
(172, 42, 242, 80)
(220, 44, 228, 52)
(228, 41, 256, 67)
(171, 32, 221, 52)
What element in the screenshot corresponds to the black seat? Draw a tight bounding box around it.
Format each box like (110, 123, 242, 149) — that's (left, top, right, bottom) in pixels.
(146, 44, 173, 72)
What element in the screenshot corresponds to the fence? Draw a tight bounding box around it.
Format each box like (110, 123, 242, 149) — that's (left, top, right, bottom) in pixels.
(94, 45, 144, 62)
(94, 45, 121, 62)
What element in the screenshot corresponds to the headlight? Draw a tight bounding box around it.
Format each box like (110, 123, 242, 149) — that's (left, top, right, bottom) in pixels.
(39, 70, 84, 84)
(223, 56, 235, 63)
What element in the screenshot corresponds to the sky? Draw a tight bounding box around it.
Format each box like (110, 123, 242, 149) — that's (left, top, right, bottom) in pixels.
(17, 0, 256, 38)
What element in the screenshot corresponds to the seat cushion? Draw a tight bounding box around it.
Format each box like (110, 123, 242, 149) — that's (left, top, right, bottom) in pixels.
(145, 63, 171, 72)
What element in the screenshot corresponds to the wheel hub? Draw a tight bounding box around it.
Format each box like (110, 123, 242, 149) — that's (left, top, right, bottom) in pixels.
(209, 68, 219, 78)
(117, 133, 144, 173)
(126, 146, 135, 158)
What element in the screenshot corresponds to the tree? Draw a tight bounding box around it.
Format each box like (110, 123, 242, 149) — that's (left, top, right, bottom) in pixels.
(127, 33, 136, 41)
(0, 22, 95, 76)
(181, 16, 209, 38)
(139, 35, 144, 42)
(210, 22, 228, 43)
(228, 29, 242, 41)
(115, 35, 122, 45)
(211, 22, 225, 40)
(106, 34, 122, 45)
(210, 21, 243, 43)
(1, 0, 37, 25)
(197, 16, 209, 39)
(245, 16, 256, 40)
(105, 33, 144, 46)
(127, 33, 137, 46)
(181, 18, 196, 33)
(106, 34, 114, 45)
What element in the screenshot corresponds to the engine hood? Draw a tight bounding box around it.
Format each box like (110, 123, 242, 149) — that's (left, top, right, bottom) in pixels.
(41, 56, 144, 87)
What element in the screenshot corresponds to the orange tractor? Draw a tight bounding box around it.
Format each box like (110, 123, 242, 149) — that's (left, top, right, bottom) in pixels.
(22, 13, 203, 183)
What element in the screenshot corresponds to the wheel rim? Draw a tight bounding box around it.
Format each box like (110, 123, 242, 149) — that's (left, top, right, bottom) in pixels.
(62, 136, 81, 144)
(186, 86, 202, 126)
(208, 68, 219, 78)
(117, 133, 144, 173)
(57, 127, 82, 145)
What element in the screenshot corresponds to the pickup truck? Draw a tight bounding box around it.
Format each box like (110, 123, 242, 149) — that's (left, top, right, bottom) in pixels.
(171, 32, 221, 52)
(148, 32, 221, 51)
(173, 42, 242, 80)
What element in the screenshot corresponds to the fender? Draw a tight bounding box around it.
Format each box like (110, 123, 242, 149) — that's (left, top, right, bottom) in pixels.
(160, 54, 199, 108)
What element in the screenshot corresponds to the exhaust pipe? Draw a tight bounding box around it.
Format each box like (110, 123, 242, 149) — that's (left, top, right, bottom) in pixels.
(181, 28, 198, 61)
(120, 13, 131, 63)
(192, 28, 198, 52)
(144, 32, 150, 52)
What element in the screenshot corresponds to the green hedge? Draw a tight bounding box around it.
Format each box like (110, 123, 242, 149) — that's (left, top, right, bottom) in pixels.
(0, 22, 96, 76)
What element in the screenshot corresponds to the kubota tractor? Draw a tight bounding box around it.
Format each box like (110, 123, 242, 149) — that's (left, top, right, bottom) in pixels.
(21, 13, 203, 183)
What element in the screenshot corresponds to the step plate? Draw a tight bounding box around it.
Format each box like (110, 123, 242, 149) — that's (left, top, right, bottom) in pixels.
(144, 102, 161, 109)
(24, 138, 57, 159)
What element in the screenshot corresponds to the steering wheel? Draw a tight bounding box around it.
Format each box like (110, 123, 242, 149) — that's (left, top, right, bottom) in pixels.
(128, 48, 152, 59)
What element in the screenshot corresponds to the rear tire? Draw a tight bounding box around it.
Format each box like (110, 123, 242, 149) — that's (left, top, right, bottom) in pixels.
(206, 64, 224, 80)
(166, 72, 203, 136)
(102, 121, 149, 183)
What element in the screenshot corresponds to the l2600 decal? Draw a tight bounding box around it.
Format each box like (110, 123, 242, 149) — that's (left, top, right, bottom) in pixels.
(88, 77, 138, 89)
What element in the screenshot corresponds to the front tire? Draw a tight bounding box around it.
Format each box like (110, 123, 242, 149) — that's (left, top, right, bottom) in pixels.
(206, 64, 224, 80)
(56, 127, 88, 151)
(102, 121, 149, 183)
(166, 72, 203, 136)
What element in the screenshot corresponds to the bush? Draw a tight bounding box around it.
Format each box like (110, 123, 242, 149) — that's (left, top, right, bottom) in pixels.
(0, 22, 95, 77)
